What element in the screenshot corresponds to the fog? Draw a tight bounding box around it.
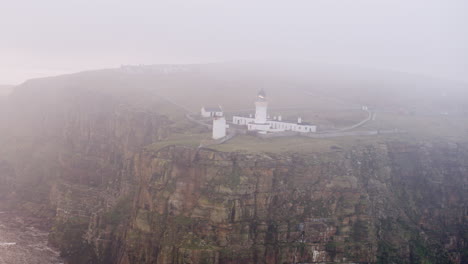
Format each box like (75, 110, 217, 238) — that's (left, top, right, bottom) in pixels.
(0, 0, 467, 84)
(1, 2, 468, 264)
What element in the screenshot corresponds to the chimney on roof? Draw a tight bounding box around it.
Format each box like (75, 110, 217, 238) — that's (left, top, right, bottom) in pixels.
(298, 117, 302, 124)
(278, 115, 282, 121)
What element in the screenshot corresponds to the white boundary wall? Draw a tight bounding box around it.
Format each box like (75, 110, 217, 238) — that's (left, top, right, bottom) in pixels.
(232, 116, 316, 133)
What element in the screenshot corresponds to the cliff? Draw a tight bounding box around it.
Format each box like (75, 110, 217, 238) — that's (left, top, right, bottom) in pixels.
(0, 68, 467, 264)
(44, 142, 468, 264)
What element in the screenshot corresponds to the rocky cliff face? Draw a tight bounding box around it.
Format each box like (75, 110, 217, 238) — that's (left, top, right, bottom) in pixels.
(100, 143, 464, 264)
(45, 141, 466, 264)
(0, 75, 173, 262)
(0, 72, 467, 264)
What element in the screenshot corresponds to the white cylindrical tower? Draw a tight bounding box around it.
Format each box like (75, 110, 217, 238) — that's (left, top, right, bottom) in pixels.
(255, 89, 268, 124)
(212, 117, 227, 139)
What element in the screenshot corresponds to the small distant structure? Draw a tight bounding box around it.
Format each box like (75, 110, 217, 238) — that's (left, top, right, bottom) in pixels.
(201, 106, 223, 118)
(212, 116, 228, 139)
(119, 64, 191, 75)
(232, 90, 317, 133)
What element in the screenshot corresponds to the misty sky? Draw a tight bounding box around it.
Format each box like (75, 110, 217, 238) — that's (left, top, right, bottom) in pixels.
(1, 0, 467, 84)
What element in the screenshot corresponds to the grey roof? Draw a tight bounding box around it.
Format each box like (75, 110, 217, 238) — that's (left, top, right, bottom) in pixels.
(298, 122, 314, 126)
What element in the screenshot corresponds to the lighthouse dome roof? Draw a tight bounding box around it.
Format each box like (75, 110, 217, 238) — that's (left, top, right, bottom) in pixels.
(257, 89, 266, 100)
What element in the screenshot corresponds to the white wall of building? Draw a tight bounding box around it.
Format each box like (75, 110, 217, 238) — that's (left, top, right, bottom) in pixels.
(201, 109, 211, 118)
(201, 107, 223, 118)
(233, 116, 255, 125)
(248, 123, 271, 131)
(213, 117, 227, 139)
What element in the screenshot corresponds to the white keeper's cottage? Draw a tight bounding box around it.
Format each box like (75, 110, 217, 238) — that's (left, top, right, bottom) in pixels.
(201, 106, 223, 118)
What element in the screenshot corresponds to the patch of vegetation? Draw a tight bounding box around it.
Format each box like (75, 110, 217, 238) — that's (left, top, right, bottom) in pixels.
(200, 251, 214, 264)
(210, 135, 337, 153)
(226, 165, 242, 188)
(102, 196, 133, 226)
(303, 198, 330, 217)
(219, 247, 252, 262)
(180, 233, 216, 250)
(173, 214, 194, 226)
(364, 112, 468, 141)
(145, 132, 210, 151)
(351, 219, 369, 242)
(325, 240, 344, 260)
(49, 218, 97, 264)
(377, 217, 456, 264)
(409, 238, 453, 264)
(376, 240, 402, 264)
(209, 133, 394, 154)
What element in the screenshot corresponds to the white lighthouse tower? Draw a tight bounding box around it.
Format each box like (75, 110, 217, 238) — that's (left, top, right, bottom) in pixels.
(212, 116, 227, 139)
(254, 89, 268, 124)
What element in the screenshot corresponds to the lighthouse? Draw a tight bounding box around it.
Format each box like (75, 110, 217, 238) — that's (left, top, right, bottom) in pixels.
(231, 89, 317, 134)
(254, 89, 268, 124)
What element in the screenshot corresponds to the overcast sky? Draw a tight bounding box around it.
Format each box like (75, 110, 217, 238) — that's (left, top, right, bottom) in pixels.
(0, 0, 467, 84)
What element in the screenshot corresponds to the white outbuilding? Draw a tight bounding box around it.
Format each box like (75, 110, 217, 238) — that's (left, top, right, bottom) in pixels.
(201, 106, 223, 118)
(212, 116, 228, 139)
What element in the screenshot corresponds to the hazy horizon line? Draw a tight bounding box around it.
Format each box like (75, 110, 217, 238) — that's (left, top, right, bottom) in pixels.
(3, 60, 467, 87)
